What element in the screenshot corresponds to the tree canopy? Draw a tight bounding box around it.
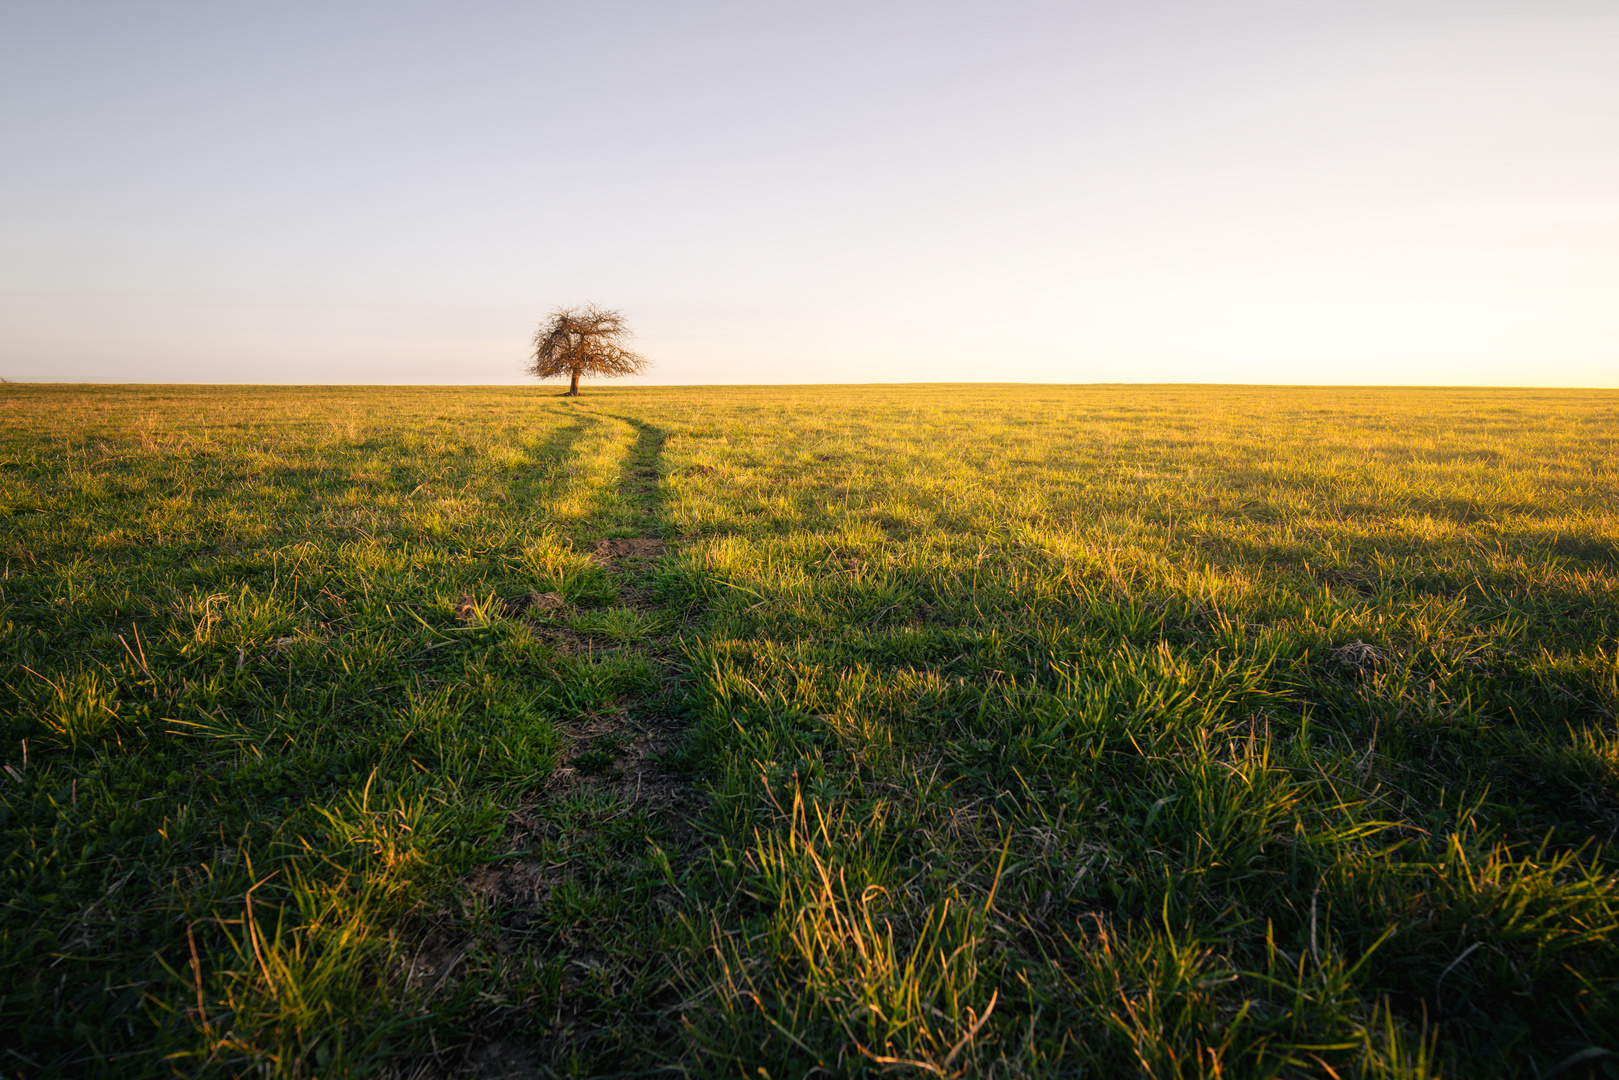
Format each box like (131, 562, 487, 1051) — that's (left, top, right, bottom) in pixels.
(528, 305, 648, 396)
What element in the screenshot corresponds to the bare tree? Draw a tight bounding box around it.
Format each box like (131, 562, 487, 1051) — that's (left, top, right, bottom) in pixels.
(528, 305, 648, 396)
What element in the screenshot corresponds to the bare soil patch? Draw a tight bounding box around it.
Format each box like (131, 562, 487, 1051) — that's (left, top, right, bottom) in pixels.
(454, 591, 566, 621)
(550, 707, 692, 816)
(590, 537, 664, 565)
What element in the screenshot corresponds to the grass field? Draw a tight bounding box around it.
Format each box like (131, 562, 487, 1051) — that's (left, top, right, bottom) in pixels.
(2, 382, 1617, 1079)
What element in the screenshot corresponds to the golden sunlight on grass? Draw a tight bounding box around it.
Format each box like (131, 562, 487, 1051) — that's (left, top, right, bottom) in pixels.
(1, 383, 1615, 1077)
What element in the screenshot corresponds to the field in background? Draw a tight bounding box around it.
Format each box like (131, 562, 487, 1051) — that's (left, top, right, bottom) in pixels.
(2, 383, 1616, 1079)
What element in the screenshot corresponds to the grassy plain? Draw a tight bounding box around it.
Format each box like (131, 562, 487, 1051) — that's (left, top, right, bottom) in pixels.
(2, 383, 1617, 1079)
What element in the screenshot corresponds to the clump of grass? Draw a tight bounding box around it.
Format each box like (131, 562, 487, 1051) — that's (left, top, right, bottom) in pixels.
(28, 668, 123, 753)
(568, 606, 668, 642)
(573, 734, 626, 775)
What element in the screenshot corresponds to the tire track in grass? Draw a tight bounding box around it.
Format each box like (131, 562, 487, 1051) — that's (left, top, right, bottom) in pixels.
(440, 409, 703, 1077)
(542, 416, 692, 824)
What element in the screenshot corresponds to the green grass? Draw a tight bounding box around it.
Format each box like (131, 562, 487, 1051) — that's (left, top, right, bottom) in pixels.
(2, 383, 1616, 1078)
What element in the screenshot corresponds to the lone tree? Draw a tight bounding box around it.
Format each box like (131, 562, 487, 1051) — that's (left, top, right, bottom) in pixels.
(528, 305, 648, 396)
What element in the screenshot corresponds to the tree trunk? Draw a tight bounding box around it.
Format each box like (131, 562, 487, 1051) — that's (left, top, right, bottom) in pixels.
(568, 371, 580, 396)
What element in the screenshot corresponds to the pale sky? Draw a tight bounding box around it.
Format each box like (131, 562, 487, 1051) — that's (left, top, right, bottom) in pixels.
(3, 1, 1616, 386)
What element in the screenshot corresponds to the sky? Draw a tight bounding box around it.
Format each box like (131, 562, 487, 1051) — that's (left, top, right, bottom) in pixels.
(3, 1, 1616, 386)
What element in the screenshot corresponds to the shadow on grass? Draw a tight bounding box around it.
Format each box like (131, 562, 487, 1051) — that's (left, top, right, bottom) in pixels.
(505, 413, 598, 515)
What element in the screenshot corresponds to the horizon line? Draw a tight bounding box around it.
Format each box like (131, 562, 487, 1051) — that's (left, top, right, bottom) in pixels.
(6, 380, 1618, 392)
